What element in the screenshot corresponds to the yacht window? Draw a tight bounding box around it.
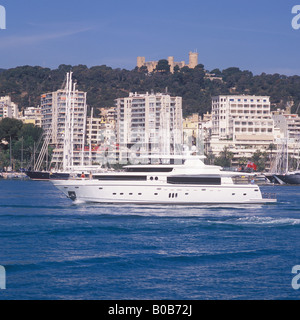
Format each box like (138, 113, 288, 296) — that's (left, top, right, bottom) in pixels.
(97, 175, 147, 181)
(126, 167, 173, 172)
(167, 176, 221, 185)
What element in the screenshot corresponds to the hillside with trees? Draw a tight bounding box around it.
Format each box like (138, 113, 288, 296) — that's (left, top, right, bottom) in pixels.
(1, 62, 300, 117)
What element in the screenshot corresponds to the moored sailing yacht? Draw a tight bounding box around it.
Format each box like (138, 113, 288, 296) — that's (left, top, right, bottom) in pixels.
(51, 156, 276, 205)
(26, 72, 95, 180)
(273, 171, 300, 184)
(266, 136, 300, 185)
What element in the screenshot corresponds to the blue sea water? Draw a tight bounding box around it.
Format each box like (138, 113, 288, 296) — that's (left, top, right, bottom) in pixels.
(0, 180, 300, 300)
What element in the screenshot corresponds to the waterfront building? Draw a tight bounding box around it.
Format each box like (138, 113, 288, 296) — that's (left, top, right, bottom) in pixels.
(271, 106, 300, 167)
(210, 95, 275, 165)
(85, 108, 117, 165)
(21, 106, 42, 127)
(183, 112, 212, 155)
(115, 92, 183, 162)
(272, 107, 300, 142)
(0, 96, 18, 119)
(183, 113, 200, 147)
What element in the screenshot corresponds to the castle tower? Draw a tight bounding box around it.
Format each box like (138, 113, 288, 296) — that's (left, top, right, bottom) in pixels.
(137, 56, 146, 68)
(168, 56, 174, 73)
(188, 51, 198, 69)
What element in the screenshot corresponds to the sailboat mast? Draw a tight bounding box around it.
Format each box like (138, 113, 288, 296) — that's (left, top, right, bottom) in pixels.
(89, 107, 93, 166)
(63, 71, 73, 171)
(286, 128, 289, 173)
(81, 92, 87, 166)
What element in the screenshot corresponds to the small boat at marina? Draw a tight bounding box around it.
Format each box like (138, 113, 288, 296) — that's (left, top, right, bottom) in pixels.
(51, 156, 277, 205)
(25, 165, 107, 181)
(273, 171, 300, 185)
(266, 136, 300, 185)
(25, 170, 70, 181)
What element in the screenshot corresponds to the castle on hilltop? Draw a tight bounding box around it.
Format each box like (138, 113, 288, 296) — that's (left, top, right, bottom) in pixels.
(137, 51, 198, 73)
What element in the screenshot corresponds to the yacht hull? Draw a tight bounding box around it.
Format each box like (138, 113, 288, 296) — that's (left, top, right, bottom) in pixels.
(51, 180, 276, 205)
(274, 173, 300, 185)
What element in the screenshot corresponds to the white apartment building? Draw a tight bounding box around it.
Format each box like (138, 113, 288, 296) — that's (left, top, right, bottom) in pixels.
(0, 96, 18, 119)
(115, 92, 183, 162)
(272, 108, 300, 165)
(272, 108, 300, 142)
(41, 89, 87, 167)
(86, 117, 106, 146)
(210, 95, 275, 159)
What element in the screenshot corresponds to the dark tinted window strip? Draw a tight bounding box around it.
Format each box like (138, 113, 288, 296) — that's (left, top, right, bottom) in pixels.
(167, 176, 221, 185)
(96, 175, 147, 181)
(126, 168, 173, 172)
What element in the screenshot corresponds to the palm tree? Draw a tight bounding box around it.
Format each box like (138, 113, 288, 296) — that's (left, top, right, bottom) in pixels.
(214, 146, 234, 168)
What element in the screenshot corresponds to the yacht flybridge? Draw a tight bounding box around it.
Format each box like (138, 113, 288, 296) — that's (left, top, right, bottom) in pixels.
(51, 156, 276, 205)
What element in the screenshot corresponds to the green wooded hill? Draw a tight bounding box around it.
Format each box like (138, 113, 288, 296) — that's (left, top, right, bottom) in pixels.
(1, 62, 300, 116)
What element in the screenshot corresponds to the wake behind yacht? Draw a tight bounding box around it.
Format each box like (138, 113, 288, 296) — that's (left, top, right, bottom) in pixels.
(51, 156, 276, 205)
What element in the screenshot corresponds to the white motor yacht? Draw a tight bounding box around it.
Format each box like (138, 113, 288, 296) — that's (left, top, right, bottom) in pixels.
(51, 156, 276, 205)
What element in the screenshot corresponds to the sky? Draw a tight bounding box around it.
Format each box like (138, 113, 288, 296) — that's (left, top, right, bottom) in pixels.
(1, 0, 300, 75)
